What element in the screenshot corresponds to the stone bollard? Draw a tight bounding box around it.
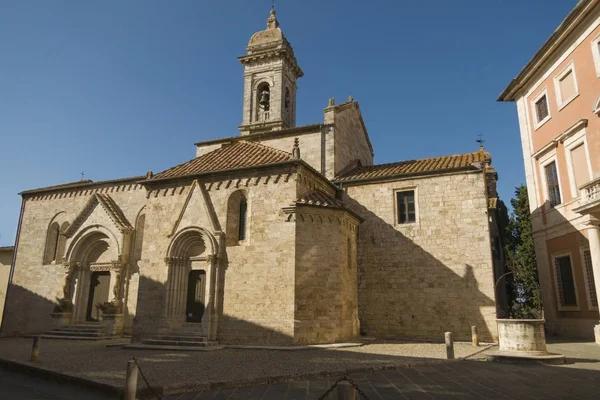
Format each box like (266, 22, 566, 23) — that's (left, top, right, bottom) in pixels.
(30, 336, 41, 362)
(471, 326, 479, 347)
(337, 381, 355, 400)
(445, 332, 454, 360)
(124, 360, 139, 400)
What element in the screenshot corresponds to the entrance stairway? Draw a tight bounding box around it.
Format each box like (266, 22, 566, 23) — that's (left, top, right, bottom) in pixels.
(124, 326, 221, 351)
(37, 322, 114, 341)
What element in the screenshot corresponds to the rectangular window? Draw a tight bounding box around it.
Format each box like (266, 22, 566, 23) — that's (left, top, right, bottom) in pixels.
(570, 144, 590, 190)
(396, 190, 416, 224)
(558, 69, 577, 104)
(554, 255, 577, 307)
(583, 250, 598, 308)
(544, 161, 561, 207)
(535, 95, 549, 122)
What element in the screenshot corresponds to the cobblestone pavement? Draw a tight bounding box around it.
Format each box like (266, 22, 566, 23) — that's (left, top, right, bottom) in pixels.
(0, 369, 113, 400)
(163, 358, 600, 400)
(162, 342, 600, 400)
(0, 338, 479, 389)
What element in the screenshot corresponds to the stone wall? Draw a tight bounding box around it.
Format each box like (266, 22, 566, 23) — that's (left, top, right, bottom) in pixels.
(134, 166, 299, 344)
(294, 206, 360, 344)
(324, 101, 373, 178)
(0, 249, 13, 329)
(2, 182, 147, 336)
(344, 171, 498, 342)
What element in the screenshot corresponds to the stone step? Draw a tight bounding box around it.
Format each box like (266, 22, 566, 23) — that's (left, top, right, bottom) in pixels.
(123, 343, 222, 352)
(46, 330, 104, 337)
(30, 334, 114, 341)
(141, 339, 217, 347)
(54, 327, 103, 333)
(155, 335, 207, 342)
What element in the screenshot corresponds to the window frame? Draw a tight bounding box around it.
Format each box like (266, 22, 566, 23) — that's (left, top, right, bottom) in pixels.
(394, 188, 418, 226)
(563, 128, 593, 199)
(580, 247, 598, 311)
(531, 88, 551, 130)
(553, 61, 580, 110)
(591, 33, 600, 78)
(552, 251, 580, 312)
(539, 154, 563, 208)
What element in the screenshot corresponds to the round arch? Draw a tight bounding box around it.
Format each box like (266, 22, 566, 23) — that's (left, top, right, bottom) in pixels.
(65, 225, 120, 264)
(167, 226, 218, 259)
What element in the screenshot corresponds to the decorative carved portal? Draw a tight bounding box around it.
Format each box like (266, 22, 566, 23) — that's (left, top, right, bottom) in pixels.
(165, 227, 220, 339)
(62, 228, 124, 324)
(86, 271, 110, 321)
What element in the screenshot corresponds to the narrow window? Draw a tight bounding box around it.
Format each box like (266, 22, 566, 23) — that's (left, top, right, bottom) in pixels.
(558, 69, 577, 104)
(544, 162, 561, 207)
(238, 200, 247, 241)
(535, 95, 549, 122)
(554, 255, 577, 307)
(396, 190, 416, 224)
(570, 144, 590, 190)
(583, 250, 598, 308)
(44, 222, 60, 264)
(347, 238, 352, 270)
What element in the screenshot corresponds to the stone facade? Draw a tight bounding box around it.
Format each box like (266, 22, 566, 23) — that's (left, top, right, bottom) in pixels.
(1, 9, 500, 345)
(0, 247, 13, 328)
(344, 172, 497, 342)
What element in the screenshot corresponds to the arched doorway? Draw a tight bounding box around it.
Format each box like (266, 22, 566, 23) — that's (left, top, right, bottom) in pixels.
(165, 227, 219, 337)
(64, 229, 120, 323)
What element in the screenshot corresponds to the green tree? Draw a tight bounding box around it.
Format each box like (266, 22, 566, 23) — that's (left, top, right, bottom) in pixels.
(503, 185, 542, 318)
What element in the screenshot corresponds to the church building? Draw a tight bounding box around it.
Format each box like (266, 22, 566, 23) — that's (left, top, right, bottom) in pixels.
(2, 10, 503, 345)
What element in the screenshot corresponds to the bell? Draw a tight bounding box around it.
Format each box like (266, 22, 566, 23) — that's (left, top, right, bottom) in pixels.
(259, 90, 270, 108)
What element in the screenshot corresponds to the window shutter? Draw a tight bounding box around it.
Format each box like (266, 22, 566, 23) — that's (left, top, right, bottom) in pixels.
(570, 144, 590, 189)
(559, 70, 577, 102)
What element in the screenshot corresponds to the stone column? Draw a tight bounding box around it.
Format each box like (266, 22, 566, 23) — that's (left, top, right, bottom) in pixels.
(584, 218, 600, 344)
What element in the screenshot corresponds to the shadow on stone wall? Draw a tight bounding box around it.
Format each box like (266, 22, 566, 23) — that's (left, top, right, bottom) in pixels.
(1, 284, 58, 336)
(343, 195, 497, 342)
(133, 267, 295, 345)
(528, 199, 599, 340)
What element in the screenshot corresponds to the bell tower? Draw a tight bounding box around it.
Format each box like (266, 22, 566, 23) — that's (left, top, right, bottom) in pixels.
(238, 9, 303, 136)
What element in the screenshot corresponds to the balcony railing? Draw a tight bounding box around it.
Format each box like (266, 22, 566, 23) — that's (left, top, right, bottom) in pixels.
(577, 177, 600, 212)
(258, 111, 270, 122)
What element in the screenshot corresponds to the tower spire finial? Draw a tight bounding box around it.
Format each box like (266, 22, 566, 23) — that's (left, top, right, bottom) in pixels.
(267, 1, 279, 29)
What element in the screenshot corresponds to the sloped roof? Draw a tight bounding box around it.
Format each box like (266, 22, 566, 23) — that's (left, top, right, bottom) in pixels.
(295, 190, 344, 209)
(152, 141, 292, 180)
(335, 151, 490, 183)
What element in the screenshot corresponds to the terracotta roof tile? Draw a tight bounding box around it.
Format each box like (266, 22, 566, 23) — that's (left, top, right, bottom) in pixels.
(295, 190, 343, 209)
(335, 151, 490, 183)
(152, 141, 292, 180)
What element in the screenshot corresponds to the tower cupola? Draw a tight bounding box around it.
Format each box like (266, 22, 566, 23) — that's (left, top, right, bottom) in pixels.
(238, 9, 303, 135)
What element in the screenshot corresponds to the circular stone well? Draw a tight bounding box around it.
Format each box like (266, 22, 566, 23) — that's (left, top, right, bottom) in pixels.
(486, 319, 565, 364)
(497, 318, 547, 354)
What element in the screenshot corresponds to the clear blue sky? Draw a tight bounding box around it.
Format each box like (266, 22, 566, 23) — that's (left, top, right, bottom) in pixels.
(0, 1, 577, 246)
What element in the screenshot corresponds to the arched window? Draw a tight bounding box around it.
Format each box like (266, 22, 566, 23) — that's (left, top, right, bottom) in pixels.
(226, 190, 249, 245)
(43, 222, 60, 264)
(256, 83, 270, 121)
(347, 238, 352, 270)
(239, 200, 248, 241)
(284, 87, 291, 111)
